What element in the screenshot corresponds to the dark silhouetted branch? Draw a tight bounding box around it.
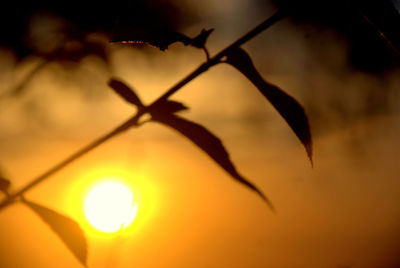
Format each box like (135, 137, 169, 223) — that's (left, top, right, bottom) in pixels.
(0, 10, 286, 210)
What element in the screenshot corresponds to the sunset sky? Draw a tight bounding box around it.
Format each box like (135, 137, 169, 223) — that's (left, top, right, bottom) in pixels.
(1, 1, 400, 267)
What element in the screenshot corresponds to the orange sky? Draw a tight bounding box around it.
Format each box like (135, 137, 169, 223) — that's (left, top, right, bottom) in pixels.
(1, 1, 400, 268)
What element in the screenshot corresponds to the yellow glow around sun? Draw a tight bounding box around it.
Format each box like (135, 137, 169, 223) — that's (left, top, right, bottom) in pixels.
(84, 182, 138, 233)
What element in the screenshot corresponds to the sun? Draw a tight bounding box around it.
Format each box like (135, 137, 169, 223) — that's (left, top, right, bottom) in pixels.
(84, 181, 138, 233)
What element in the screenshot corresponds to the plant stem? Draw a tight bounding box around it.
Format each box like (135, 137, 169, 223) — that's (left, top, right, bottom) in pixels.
(0, 115, 139, 209)
(0, 10, 286, 209)
(153, 9, 286, 104)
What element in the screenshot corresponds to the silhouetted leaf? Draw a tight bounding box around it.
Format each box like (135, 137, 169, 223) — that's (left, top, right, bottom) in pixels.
(111, 23, 191, 51)
(225, 47, 313, 164)
(0, 177, 10, 195)
(151, 110, 274, 211)
(190, 28, 214, 48)
(24, 199, 87, 267)
(108, 79, 144, 108)
(150, 100, 188, 115)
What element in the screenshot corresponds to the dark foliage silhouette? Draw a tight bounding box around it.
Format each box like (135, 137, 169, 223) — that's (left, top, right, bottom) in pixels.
(0, 10, 314, 266)
(0, 0, 194, 99)
(111, 23, 192, 51)
(150, 105, 275, 211)
(149, 100, 188, 115)
(0, 1, 190, 59)
(1, 1, 400, 266)
(112, 25, 215, 56)
(225, 48, 313, 164)
(109, 79, 274, 209)
(189, 28, 214, 48)
(108, 79, 145, 108)
(23, 198, 88, 266)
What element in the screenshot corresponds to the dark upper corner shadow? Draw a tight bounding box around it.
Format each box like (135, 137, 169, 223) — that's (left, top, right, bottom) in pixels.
(0, 0, 198, 60)
(271, 0, 400, 72)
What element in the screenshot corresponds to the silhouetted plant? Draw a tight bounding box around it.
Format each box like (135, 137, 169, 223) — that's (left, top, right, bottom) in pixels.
(23, 198, 88, 266)
(0, 10, 315, 266)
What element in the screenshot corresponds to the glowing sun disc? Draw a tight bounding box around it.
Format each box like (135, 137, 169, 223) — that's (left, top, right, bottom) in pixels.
(84, 182, 137, 233)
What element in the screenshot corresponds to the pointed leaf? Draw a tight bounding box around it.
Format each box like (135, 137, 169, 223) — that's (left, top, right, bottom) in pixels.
(108, 79, 144, 108)
(190, 28, 214, 48)
(24, 199, 87, 267)
(150, 100, 188, 115)
(151, 112, 274, 211)
(111, 23, 191, 51)
(226, 47, 313, 164)
(0, 177, 10, 195)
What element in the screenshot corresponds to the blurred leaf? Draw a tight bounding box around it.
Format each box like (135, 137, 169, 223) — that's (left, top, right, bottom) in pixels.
(111, 23, 191, 51)
(108, 79, 144, 108)
(151, 109, 274, 211)
(24, 199, 87, 267)
(190, 28, 214, 48)
(0, 178, 10, 195)
(56, 37, 110, 65)
(150, 100, 188, 114)
(226, 47, 313, 164)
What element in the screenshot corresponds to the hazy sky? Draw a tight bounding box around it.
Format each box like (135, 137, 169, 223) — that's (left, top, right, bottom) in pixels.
(1, 1, 400, 268)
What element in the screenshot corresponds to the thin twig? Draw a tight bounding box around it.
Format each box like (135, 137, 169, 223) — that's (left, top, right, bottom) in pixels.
(202, 47, 211, 61)
(0, 115, 140, 209)
(0, 10, 286, 210)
